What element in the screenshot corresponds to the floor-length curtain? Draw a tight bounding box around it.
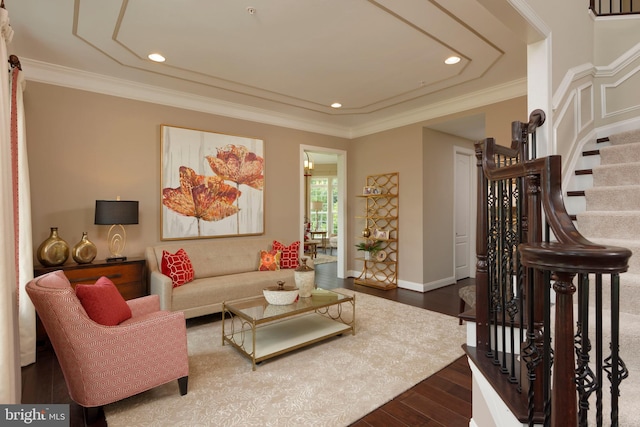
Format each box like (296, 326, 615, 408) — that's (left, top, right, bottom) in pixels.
(0, 5, 21, 404)
(11, 64, 35, 367)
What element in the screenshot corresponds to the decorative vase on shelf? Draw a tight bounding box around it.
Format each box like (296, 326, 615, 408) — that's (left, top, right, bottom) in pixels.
(294, 257, 315, 297)
(363, 251, 371, 261)
(362, 228, 371, 238)
(36, 227, 70, 267)
(72, 232, 97, 264)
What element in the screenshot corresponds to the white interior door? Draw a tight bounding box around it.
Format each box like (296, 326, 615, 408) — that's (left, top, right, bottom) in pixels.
(455, 150, 472, 280)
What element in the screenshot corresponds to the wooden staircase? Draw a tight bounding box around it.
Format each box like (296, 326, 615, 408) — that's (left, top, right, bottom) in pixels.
(566, 137, 610, 220)
(567, 130, 640, 314)
(467, 112, 633, 426)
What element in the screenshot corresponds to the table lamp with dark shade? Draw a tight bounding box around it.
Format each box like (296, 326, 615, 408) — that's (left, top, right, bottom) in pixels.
(95, 200, 139, 262)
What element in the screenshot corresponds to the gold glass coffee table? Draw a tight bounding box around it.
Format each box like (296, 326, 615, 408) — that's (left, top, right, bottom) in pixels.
(222, 289, 355, 370)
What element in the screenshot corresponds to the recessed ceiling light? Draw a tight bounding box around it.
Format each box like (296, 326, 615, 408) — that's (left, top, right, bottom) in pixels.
(331, 102, 342, 108)
(445, 56, 461, 65)
(148, 53, 166, 63)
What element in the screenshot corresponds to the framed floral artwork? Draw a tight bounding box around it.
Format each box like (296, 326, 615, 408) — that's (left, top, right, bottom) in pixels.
(160, 125, 265, 240)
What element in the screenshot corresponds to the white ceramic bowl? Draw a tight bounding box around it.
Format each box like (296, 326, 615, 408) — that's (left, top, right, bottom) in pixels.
(263, 281, 299, 305)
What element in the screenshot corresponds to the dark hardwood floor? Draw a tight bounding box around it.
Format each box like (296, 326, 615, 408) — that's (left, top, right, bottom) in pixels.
(22, 260, 474, 427)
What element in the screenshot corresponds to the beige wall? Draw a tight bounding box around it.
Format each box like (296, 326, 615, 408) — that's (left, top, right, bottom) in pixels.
(483, 97, 528, 147)
(26, 81, 525, 289)
(25, 82, 348, 262)
(595, 19, 640, 64)
(349, 125, 424, 284)
(348, 96, 527, 287)
(524, 0, 594, 95)
(421, 129, 474, 283)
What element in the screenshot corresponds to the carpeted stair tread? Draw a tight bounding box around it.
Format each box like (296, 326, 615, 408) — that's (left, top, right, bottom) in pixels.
(599, 142, 640, 165)
(577, 307, 640, 427)
(550, 300, 640, 426)
(576, 211, 640, 239)
(585, 185, 640, 211)
(585, 272, 640, 315)
(549, 129, 640, 425)
(592, 162, 640, 186)
(608, 128, 640, 145)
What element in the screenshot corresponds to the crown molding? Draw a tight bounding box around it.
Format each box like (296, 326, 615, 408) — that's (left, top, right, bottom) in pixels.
(508, 0, 551, 38)
(22, 57, 526, 139)
(21, 58, 353, 138)
(350, 78, 527, 138)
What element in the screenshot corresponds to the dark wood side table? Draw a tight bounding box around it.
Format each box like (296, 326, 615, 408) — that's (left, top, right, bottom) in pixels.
(33, 257, 147, 344)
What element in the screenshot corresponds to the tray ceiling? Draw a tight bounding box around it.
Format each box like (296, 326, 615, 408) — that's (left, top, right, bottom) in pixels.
(7, 0, 528, 136)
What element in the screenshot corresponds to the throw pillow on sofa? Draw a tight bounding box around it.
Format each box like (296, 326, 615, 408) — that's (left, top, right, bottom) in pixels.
(161, 248, 195, 287)
(76, 276, 132, 326)
(272, 240, 300, 269)
(258, 249, 281, 271)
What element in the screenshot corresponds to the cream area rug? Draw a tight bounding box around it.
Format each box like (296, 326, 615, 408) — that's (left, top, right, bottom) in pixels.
(104, 291, 466, 427)
(311, 253, 337, 265)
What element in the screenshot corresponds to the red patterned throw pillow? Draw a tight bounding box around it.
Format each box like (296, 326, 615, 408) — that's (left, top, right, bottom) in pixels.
(258, 249, 281, 271)
(161, 248, 195, 288)
(272, 240, 300, 269)
(76, 276, 132, 326)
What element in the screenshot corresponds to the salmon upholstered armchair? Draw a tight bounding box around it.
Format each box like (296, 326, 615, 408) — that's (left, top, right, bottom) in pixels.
(26, 270, 189, 417)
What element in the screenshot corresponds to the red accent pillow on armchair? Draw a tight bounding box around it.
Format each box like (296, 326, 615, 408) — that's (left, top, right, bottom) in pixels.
(76, 276, 132, 326)
(161, 248, 195, 288)
(272, 240, 300, 269)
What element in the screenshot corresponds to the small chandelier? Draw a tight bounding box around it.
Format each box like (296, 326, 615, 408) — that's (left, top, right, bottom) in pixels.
(304, 152, 314, 175)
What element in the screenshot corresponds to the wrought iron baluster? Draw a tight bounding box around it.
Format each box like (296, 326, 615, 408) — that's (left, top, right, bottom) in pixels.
(596, 274, 603, 426)
(575, 274, 596, 426)
(603, 273, 628, 426)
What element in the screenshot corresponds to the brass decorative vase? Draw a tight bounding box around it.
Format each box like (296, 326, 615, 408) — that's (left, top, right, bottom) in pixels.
(362, 228, 371, 238)
(294, 257, 315, 297)
(36, 227, 70, 267)
(72, 232, 97, 264)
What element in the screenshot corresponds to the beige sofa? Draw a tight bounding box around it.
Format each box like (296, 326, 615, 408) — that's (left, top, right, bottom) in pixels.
(146, 237, 304, 319)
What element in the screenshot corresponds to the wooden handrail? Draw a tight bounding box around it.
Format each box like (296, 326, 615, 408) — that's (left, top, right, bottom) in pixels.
(468, 110, 632, 426)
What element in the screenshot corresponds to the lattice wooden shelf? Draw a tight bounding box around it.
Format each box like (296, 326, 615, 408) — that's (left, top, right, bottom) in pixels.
(354, 172, 398, 290)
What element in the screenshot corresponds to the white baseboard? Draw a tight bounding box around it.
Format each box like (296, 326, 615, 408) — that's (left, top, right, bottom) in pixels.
(347, 270, 456, 293)
(596, 115, 640, 139)
(399, 275, 456, 293)
(347, 271, 456, 293)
